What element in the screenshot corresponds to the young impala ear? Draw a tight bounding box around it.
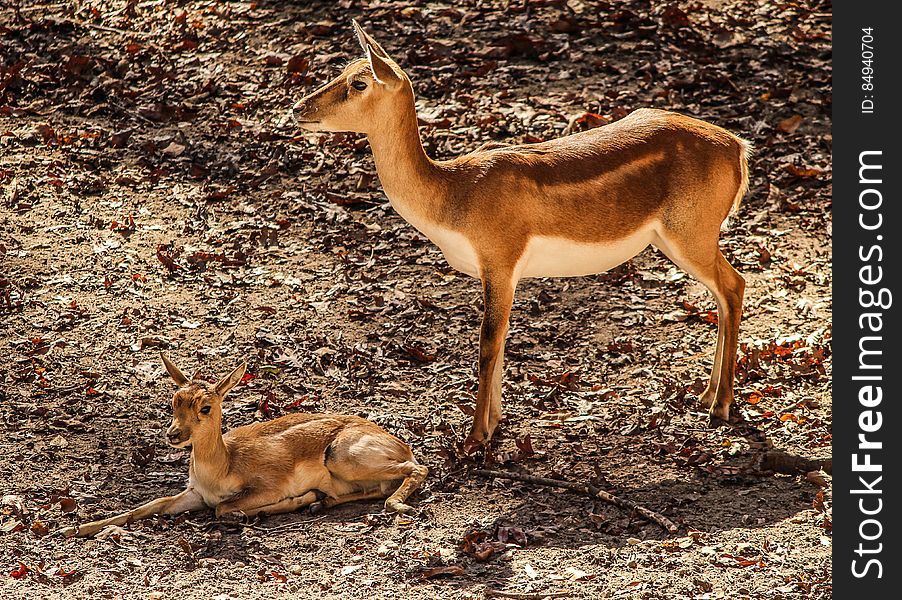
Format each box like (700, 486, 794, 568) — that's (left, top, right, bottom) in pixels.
(214, 362, 247, 398)
(367, 45, 401, 89)
(160, 353, 189, 387)
(352, 19, 389, 58)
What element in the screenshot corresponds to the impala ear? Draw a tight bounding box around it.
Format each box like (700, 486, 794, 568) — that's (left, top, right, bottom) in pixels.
(214, 362, 247, 398)
(160, 353, 188, 387)
(352, 19, 389, 58)
(367, 44, 401, 89)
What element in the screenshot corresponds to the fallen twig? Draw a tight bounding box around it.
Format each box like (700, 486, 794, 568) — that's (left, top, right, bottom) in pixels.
(485, 590, 570, 599)
(184, 515, 329, 534)
(70, 19, 153, 38)
(475, 469, 679, 533)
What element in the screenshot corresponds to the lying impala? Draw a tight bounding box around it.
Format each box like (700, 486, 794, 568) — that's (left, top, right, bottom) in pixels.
(294, 22, 750, 452)
(60, 354, 427, 537)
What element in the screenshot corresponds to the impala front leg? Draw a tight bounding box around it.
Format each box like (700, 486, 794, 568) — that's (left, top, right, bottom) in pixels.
(60, 488, 206, 538)
(464, 271, 516, 453)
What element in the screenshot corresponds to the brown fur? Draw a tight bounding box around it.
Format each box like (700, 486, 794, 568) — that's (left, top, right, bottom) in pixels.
(294, 22, 750, 451)
(59, 355, 427, 538)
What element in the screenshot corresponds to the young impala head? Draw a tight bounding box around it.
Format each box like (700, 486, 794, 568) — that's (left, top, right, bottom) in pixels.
(160, 353, 246, 448)
(292, 20, 411, 134)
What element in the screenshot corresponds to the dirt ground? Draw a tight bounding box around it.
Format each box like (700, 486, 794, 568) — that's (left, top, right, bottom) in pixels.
(1, 1, 832, 598)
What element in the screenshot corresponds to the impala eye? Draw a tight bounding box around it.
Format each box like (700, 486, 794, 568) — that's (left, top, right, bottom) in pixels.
(200, 405, 212, 415)
(351, 80, 368, 91)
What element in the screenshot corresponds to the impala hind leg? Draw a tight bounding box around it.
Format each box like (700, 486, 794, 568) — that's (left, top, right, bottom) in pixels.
(464, 271, 516, 453)
(230, 491, 321, 517)
(656, 237, 745, 423)
(312, 462, 427, 514)
(706, 252, 744, 421)
(310, 488, 389, 513)
(383, 463, 428, 514)
(324, 429, 429, 513)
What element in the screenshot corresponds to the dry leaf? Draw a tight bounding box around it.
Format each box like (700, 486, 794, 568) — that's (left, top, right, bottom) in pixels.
(421, 565, 465, 579)
(777, 114, 803, 134)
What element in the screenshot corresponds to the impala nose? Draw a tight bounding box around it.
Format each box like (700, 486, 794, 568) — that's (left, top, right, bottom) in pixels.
(167, 428, 182, 444)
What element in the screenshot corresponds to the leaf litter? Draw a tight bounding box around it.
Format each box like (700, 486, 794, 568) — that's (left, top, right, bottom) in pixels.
(1, 1, 830, 598)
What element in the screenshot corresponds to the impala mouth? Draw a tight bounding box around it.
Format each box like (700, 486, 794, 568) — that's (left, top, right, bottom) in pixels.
(295, 120, 322, 130)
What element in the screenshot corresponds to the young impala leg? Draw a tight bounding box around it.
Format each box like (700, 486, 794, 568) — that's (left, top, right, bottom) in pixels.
(215, 489, 299, 518)
(228, 491, 321, 517)
(464, 271, 516, 453)
(384, 463, 428, 514)
(323, 430, 429, 513)
(313, 461, 427, 515)
(655, 235, 745, 423)
(312, 488, 388, 513)
(60, 488, 206, 538)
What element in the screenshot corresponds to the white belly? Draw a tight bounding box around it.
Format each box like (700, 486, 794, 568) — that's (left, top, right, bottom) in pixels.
(519, 225, 655, 278)
(392, 192, 654, 280)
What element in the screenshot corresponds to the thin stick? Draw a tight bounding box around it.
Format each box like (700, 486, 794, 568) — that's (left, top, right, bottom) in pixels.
(69, 19, 153, 38)
(184, 516, 329, 534)
(485, 590, 570, 599)
(475, 469, 679, 533)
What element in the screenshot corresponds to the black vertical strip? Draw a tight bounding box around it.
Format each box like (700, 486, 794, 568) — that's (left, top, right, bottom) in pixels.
(834, 2, 902, 595)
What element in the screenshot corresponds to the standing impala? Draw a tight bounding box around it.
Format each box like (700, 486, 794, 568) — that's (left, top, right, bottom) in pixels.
(294, 22, 750, 452)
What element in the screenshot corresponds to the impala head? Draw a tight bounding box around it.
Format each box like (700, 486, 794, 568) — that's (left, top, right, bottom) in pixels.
(292, 20, 412, 134)
(161, 354, 246, 449)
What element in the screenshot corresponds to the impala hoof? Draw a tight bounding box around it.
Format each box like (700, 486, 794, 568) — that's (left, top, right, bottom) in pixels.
(309, 501, 324, 515)
(385, 499, 416, 515)
(463, 434, 486, 455)
(707, 403, 732, 426)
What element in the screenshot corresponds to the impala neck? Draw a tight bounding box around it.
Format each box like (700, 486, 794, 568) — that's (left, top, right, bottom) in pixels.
(191, 418, 230, 481)
(366, 94, 444, 221)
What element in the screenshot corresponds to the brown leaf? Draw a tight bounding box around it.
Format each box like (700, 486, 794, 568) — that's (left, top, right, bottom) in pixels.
(270, 571, 288, 582)
(171, 38, 198, 53)
(777, 114, 803, 134)
(206, 186, 236, 201)
(565, 112, 610, 134)
(156, 244, 181, 271)
(784, 163, 822, 178)
(460, 529, 504, 561)
(806, 470, 829, 488)
(514, 435, 535, 458)
(496, 526, 528, 547)
(37, 124, 56, 144)
(661, 5, 691, 28)
(110, 129, 132, 148)
(59, 497, 77, 513)
(421, 565, 465, 579)
(30, 519, 49, 537)
(176, 537, 195, 560)
(287, 56, 310, 75)
(402, 344, 437, 363)
(162, 142, 186, 157)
